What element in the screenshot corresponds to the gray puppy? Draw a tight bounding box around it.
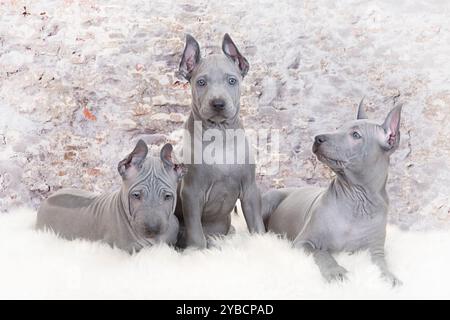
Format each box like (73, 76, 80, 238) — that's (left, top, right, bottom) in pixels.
(175, 34, 265, 248)
(37, 140, 185, 253)
(263, 101, 403, 286)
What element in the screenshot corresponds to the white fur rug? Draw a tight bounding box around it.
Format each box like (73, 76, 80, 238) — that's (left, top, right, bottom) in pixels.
(0, 207, 449, 300)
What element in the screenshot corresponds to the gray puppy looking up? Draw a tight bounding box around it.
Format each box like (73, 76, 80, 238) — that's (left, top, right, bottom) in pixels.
(37, 140, 185, 253)
(263, 101, 403, 286)
(175, 34, 265, 248)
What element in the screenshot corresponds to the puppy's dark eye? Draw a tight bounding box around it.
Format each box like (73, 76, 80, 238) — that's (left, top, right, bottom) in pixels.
(352, 131, 362, 139)
(131, 191, 141, 200)
(197, 79, 206, 87)
(164, 194, 173, 201)
(228, 77, 237, 85)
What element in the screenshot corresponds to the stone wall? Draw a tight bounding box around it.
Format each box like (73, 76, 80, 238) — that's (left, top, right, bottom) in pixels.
(1, 0, 449, 229)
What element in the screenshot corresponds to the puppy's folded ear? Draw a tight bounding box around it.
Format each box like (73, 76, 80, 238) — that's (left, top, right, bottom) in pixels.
(381, 104, 403, 152)
(179, 34, 201, 81)
(118, 139, 148, 179)
(222, 33, 249, 78)
(160, 143, 187, 180)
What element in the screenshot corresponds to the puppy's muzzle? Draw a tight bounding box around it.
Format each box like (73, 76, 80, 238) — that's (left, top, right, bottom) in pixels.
(210, 98, 226, 111)
(312, 134, 327, 153)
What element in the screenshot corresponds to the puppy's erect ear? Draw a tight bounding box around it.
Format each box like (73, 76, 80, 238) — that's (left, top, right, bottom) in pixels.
(222, 33, 249, 78)
(179, 34, 201, 81)
(118, 139, 148, 179)
(160, 143, 187, 180)
(381, 104, 403, 152)
(356, 97, 368, 120)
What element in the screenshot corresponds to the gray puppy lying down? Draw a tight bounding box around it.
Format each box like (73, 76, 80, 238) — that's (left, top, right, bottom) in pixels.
(36, 140, 186, 253)
(262, 101, 403, 286)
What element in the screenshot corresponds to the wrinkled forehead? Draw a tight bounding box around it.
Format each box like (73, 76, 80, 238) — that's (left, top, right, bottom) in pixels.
(128, 157, 176, 190)
(337, 119, 380, 132)
(193, 54, 240, 79)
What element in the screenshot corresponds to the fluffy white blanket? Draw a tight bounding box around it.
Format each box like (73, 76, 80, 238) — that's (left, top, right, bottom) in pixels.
(0, 208, 448, 299)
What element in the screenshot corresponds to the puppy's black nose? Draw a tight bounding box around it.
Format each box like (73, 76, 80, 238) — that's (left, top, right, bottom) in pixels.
(210, 99, 225, 110)
(314, 135, 327, 144)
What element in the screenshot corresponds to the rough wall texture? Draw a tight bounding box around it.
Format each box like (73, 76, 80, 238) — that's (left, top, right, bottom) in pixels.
(0, 0, 449, 229)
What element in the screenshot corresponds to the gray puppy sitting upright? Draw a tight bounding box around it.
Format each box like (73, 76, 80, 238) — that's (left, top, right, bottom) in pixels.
(37, 140, 185, 253)
(263, 101, 403, 286)
(175, 34, 265, 248)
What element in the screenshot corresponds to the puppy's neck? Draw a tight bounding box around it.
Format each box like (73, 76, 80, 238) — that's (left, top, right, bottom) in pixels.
(328, 168, 390, 218)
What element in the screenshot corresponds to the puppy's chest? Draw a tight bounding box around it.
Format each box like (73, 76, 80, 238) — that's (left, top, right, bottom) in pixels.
(200, 132, 253, 165)
(322, 214, 385, 252)
(200, 165, 246, 215)
(202, 163, 248, 192)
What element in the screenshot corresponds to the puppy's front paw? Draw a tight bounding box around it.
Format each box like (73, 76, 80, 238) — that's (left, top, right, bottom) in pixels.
(185, 235, 207, 250)
(323, 265, 348, 283)
(382, 272, 403, 287)
(206, 237, 221, 249)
